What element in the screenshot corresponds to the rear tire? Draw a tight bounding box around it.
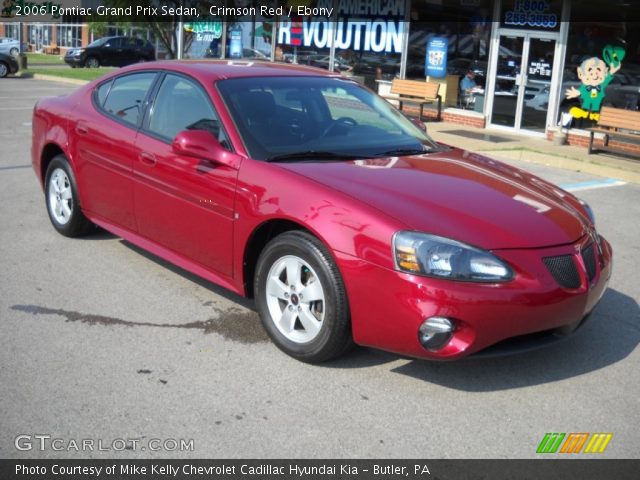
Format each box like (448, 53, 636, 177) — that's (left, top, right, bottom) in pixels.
(0, 62, 8, 78)
(44, 155, 94, 237)
(254, 231, 353, 363)
(10, 47, 19, 57)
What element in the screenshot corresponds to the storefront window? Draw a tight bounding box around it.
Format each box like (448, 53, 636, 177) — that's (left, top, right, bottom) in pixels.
(406, 0, 492, 111)
(560, 1, 640, 128)
(4, 23, 19, 40)
(334, 0, 403, 87)
(27, 24, 52, 51)
(276, 0, 402, 88)
(56, 25, 82, 48)
(276, 0, 333, 70)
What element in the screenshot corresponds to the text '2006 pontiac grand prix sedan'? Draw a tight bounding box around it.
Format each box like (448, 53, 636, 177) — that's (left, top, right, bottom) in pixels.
(32, 61, 612, 363)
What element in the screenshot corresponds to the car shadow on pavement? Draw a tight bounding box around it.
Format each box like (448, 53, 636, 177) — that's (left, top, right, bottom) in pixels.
(74, 227, 117, 241)
(388, 288, 639, 391)
(119, 239, 256, 310)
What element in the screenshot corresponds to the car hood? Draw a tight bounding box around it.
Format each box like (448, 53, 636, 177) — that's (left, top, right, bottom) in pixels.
(278, 148, 589, 250)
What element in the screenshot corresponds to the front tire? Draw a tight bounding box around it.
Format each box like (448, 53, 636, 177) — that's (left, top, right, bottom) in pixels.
(0, 61, 8, 78)
(44, 155, 94, 237)
(254, 231, 353, 363)
(84, 56, 100, 68)
(10, 47, 19, 57)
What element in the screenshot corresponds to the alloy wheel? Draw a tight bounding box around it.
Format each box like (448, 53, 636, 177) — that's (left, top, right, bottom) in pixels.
(265, 255, 326, 344)
(48, 168, 73, 225)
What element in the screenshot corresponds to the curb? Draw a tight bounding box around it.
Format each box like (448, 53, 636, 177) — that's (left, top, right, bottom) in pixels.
(30, 73, 89, 85)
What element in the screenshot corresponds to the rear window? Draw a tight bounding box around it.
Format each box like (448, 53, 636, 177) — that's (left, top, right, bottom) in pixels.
(95, 80, 113, 107)
(101, 73, 156, 126)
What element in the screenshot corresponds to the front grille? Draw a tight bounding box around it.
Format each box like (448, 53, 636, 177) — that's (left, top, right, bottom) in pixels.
(581, 243, 597, 282)
(543, 255, 581, 289)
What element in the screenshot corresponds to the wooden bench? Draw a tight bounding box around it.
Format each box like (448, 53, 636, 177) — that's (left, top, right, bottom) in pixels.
(381, 79, 442, 121)
(587, 106, 640, 157)
(43, 44, 60, 55)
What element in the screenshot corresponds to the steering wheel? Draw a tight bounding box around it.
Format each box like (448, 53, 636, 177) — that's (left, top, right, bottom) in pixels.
(320, 117, 358, 137)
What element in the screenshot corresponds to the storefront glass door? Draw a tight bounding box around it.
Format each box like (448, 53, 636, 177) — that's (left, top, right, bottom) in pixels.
(489, 33, 557, 134)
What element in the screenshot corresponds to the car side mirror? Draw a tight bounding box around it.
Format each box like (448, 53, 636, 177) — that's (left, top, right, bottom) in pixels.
(172, 130, 240, 169)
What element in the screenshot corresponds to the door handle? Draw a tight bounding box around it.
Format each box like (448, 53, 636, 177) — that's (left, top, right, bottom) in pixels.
(139, 152, 157, 166)
(75, 124, 88, 135)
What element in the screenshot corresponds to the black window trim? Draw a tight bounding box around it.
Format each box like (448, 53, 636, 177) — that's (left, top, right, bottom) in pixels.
(92, 70, 162, 131)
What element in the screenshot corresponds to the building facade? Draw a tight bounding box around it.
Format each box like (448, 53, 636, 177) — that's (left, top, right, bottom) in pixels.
(2, 0, 639, 143)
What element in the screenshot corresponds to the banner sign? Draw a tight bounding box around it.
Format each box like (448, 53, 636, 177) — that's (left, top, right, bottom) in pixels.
(425, 37, 449, 78)
(184, 21, 223, 42)
(229, 26, 243, 58)
(278, 0, 405, 54)
(502, 0, 560, 30)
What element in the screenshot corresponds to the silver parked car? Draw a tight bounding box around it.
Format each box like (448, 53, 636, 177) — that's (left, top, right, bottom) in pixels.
(0, 37, 20, 57)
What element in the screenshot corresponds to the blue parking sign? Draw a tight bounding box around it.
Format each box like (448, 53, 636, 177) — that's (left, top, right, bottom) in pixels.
(425, 37, 449, 78)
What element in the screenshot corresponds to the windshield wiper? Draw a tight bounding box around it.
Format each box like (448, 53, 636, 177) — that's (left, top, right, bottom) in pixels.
(373, 147, 434, 157)
(266, 151, 364, 162)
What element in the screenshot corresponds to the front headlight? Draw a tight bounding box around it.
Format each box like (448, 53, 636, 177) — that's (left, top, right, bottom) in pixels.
(393, 231, 513, 282)
(73, 49, 85, 56)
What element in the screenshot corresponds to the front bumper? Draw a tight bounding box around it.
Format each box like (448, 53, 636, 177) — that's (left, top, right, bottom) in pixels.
(337, 234, 612, 360)
(64, 56, 84, 66)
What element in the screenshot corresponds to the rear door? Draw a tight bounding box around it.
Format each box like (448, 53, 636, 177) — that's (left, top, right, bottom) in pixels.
(132, 72, 238, 276)
(72, 71, 158, 231)
(122, 37, 140, 65)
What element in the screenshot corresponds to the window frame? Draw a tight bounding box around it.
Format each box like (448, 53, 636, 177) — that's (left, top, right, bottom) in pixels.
(92, 71, 161, 130)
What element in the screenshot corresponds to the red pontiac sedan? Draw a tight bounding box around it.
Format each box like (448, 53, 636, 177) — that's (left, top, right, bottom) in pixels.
(32, 61, 612, 363)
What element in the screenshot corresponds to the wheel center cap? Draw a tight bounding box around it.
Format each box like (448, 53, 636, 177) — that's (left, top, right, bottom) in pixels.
(290, 294, 299, 306)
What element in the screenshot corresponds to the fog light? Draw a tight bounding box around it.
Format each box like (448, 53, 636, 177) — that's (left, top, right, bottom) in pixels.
(418, 317, 454, 351)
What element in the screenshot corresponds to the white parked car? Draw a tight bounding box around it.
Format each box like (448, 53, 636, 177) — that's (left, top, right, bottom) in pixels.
(0, 37, 20, 56)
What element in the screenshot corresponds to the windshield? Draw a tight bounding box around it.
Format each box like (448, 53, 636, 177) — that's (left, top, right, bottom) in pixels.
(216, 76, 440, 161)
(88, 37, 109, 48)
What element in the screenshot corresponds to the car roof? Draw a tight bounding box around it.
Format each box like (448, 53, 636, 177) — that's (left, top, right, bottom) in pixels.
(119, 60, 342, 82)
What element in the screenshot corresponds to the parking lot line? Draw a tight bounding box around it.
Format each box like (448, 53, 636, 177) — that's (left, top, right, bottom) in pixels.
(0, 164, 31, 171)
(0, 106, 36, 111)
(560, 178, 627, 192)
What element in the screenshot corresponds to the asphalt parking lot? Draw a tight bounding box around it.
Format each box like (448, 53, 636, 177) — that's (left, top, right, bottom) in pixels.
(1, 77, 638, 459)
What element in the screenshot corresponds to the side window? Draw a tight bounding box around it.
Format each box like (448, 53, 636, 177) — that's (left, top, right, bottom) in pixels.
(101, 72, 156, 126)
(95, 79, 113, 107)
(147, 74, 229, 147)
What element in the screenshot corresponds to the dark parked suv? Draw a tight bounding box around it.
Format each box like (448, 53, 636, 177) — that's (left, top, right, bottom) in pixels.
(64, 36, 155, 68)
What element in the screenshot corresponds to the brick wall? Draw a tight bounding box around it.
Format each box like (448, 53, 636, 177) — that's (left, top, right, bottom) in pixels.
(442, 110, 485, 128)
(395, 104, 486, 128)
(548, 129, 640, 155)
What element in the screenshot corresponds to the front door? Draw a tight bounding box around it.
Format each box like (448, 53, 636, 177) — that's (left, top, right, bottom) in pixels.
(489, 33, 558, 134)
(133, 73, 238, 277)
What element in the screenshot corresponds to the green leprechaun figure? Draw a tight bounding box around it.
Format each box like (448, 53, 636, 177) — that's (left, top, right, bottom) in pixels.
(565, 45, 625, 122)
